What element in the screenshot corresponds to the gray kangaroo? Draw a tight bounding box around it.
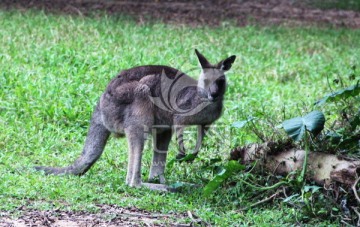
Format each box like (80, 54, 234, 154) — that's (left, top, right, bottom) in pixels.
(35, 49, 236, 191)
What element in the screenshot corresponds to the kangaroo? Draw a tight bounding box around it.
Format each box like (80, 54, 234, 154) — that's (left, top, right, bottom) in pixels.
(35, 49, 236, 191)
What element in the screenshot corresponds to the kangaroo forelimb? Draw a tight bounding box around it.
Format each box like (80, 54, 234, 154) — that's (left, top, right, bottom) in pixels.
(175, 125, 207, 160)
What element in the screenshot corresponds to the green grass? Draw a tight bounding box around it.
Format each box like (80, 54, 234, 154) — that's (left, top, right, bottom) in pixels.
(0, 9, 359, 226)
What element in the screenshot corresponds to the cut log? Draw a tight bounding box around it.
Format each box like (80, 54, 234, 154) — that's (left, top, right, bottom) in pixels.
(230, 143, 360, 187)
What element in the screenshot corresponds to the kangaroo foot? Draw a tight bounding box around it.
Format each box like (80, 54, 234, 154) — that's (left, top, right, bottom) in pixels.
(141, 183, 178, 192)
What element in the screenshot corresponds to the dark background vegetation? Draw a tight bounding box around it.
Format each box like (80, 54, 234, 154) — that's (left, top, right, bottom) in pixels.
(1, 0, 360, 27)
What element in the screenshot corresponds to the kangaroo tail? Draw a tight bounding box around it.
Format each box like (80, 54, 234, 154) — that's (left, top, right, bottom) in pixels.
(35, 103, 110, 176)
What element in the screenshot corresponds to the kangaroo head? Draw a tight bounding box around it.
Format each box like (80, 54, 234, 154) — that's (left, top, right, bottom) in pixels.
(195, 49, 236, 102)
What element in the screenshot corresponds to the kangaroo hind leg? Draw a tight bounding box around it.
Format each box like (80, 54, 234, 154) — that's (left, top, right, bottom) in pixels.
(125, 126, 146, 187)
(149, 130, 172, 184)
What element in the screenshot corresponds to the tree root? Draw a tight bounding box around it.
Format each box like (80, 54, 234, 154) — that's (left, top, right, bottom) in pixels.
(352, 177, 360, 204)
(231, 142, 360, 188)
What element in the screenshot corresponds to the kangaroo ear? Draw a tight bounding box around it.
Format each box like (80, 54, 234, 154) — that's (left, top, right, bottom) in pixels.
(218, 55, 236, 71)
(195, 49, 211, 69)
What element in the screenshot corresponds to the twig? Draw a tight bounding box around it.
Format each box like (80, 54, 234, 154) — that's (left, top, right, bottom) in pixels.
(352, 177, 360, 204)
(187, 211, 196, 221)
(187, 211, 210, 227)
(282, 186, 288, 198)
(238, 178, 288, 191)
(122, 212, 171, 218)
(341, 220, 354, 227)
(249, 120, 266, 142)
(351, 206, 360, 227)
(238, 190, 281, 211)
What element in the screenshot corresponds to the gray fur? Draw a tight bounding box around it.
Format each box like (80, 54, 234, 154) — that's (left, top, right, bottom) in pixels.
(35, 49, 236, 191)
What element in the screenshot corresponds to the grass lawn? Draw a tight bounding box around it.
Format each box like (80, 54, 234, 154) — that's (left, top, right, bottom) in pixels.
(0, 9, 359, 226)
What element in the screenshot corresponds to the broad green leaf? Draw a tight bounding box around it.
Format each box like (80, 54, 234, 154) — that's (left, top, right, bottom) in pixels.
(169, 182, 192, 190)
(282, 117, 305, 141)
(315, 82, 360, 105)
(178, 153, 197, 162)
(303, 110, 326, 136)
(203, 161, 245, 197)
(166, 158, 177, 169)
(282, 111, 325, 141)
(283, 193, 300, 203)
(232, 120, 249, 128)
(303, 185, 321, 193)
(232, 117, 254, 128)
(325, 131, 342, 144)
(166, 153, 197, 169)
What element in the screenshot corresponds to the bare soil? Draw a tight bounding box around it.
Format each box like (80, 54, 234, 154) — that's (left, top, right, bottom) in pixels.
(0, 204, 189, 226)
(1, 0, 360, 28)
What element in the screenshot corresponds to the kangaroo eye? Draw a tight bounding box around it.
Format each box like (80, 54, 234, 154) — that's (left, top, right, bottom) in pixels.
(216, 78, 225, 86)
(216, 77, 225, 88)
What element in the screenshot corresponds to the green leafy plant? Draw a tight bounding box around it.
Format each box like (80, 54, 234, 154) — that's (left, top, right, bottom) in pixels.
(316, 77, 360, 154)
(315, 81, 360, 105)
(283, 185, 338, 221)
(282, 110, 326, 185)
(232, 117, 255, 129)
(282, 110, 325, 142)
(203, 160, 245, 197)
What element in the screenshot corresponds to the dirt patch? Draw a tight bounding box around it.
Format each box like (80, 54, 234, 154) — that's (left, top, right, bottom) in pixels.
(0, 204, 189, 227)
(1, 0, 360, 28)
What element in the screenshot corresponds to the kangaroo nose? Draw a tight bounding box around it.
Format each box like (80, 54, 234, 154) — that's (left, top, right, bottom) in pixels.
(209, 84, 220, 101)
(210, 91, 219, 99)
(208, 91, 220, 102)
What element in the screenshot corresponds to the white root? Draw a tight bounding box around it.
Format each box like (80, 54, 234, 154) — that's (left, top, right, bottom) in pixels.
(232, 143, 360, 187)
